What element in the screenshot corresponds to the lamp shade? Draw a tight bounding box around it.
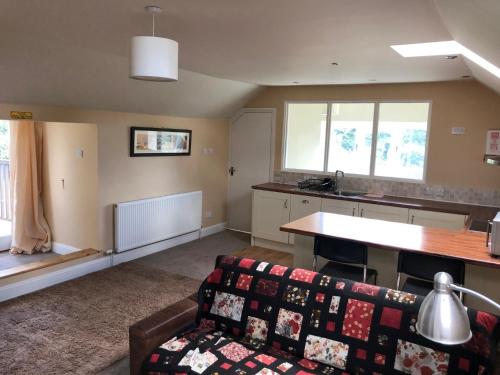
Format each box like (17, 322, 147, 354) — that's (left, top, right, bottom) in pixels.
(416, 272, 472, 345)
(130, 36, 178, 82)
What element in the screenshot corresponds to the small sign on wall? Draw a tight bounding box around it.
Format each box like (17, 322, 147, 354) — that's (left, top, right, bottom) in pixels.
(486, 130, 500, 156)
(10, 111, 33, 120)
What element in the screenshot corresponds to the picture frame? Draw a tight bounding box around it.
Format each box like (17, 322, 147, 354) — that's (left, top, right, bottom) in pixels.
(130, 126, 192, 157)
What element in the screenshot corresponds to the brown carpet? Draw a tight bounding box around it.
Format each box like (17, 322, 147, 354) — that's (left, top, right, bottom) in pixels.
(0, 262, 201, 375)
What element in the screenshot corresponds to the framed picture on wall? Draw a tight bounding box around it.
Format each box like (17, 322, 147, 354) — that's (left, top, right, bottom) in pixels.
(130, 126, 192, 157)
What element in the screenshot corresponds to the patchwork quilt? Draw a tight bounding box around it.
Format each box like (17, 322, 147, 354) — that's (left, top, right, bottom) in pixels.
(143, 255, 500, 374)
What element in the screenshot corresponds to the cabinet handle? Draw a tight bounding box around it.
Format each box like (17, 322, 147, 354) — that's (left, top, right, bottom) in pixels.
(410, 215, 415, 224)
(352, 208, 355, 216)
(284, 199, 288, 209)
(302, 199, 309, 204)
(360, 208, 364, 217)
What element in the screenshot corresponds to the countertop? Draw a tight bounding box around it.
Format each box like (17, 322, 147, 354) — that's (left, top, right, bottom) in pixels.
(253, 182, 500, 228)
(280, 212, 500, 269)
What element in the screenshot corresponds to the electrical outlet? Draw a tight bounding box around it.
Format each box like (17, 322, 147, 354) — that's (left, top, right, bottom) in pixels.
(75, 148, 84, 158)
(205, 210, 213, 218)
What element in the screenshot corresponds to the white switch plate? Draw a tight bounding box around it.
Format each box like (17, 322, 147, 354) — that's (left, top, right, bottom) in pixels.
(451, 127, 465, 135)
(75, 148, 84, 158)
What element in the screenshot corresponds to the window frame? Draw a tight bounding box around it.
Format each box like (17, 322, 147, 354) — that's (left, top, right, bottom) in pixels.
(282, 99, 432, 183)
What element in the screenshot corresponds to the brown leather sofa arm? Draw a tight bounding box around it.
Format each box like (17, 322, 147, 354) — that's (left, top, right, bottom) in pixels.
(129, 295, 198, 375)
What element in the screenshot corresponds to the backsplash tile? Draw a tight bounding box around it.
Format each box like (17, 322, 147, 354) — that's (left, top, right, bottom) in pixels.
(273, 171, 500, 207)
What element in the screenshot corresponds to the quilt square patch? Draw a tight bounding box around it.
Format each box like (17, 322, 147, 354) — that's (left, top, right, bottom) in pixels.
(335, 281, 345, 290)
(210, 291, 245, 321)
(352, 282, 380, 297)
(394, 339, 449, 374)
(282, 285, 310, 306)
(310, 309, 321, 328)
(255, 369, 279, 375)
(236, 274, 254, 291)
(256, 261, 269, 272)
(289, 268, 317, 283)
(319, 275, 331, 287)
(385, 289, 417, 305)
(255, 354, 277, 365)
(275, 308, 303, 340)
(245, 316, 269, 342)
(341, 298, 374, 342)
(239, 258, 256, 269)
(160, 336, 190, 352)
(206, 268, 223, 284)
(329, 296, 341, 314)
(178, 348, 218, 374)
(256, 279, 279, 297)
(315, 292, 325, 303)
(380, 307, 402, 329)
(218, 342, 255, 362)
(304, 334, 349, 370)
(224, 271, 234, 287)
(298, 358, 319, 370)
(269, 264, 288, 276)
(277, 362, 293, 372)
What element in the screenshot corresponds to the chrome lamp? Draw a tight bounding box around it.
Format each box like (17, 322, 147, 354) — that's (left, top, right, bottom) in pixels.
(416, 272, 500, 345)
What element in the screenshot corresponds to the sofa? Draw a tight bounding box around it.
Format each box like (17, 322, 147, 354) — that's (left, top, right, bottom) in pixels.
(130, 255, 500, 374)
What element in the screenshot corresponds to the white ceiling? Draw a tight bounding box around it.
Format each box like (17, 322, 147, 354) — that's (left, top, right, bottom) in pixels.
(0, 0, 499, 117)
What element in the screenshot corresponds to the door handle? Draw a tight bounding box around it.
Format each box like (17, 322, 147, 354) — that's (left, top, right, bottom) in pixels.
(302, 199, 309, 204)
(229, 166, 236, 176)
(284, 199, 288, 209)
(411, 215, 415, 224)
(360, 208, 364, 217)
(352, 208, 355, 216)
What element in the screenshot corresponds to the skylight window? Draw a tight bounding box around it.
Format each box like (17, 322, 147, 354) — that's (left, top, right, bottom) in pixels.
(391, 41, 500, 79)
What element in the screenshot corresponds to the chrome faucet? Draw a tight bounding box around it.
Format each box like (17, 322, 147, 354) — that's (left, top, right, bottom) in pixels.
(335, 170, 344, 194)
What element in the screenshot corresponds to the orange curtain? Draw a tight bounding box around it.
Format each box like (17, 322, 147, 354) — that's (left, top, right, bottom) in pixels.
(9, 120, 51, 254)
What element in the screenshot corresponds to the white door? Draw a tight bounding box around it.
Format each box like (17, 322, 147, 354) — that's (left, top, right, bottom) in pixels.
(228, 109, 274, 232)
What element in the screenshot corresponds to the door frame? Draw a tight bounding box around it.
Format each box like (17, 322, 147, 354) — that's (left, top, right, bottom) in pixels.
(227, 108, 276, 232)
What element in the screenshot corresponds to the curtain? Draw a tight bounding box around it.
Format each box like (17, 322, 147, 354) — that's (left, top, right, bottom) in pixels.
(9, 120, 51, 254)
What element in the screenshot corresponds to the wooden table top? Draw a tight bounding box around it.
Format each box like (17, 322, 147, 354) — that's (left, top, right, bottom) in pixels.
(280, 212, 500, 269)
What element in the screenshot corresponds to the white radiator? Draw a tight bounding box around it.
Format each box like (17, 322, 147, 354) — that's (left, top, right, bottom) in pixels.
(114, 191, 202, 253)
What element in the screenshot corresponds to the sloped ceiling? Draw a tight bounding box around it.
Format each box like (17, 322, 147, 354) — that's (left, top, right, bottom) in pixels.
(0, 0, 499, 118)
(433, 0, 500, 95)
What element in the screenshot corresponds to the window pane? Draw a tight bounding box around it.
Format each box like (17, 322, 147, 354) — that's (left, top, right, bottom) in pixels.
(327, 103, 374, 175)
(374, 103, 430, 180)
(285, 103, 327, 171)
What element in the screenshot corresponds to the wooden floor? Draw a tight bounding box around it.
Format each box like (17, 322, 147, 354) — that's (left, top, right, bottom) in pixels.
(232, 246, 293, 267)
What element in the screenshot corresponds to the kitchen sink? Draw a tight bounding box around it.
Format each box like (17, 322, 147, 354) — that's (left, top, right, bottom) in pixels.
(323, 190, 365, 197)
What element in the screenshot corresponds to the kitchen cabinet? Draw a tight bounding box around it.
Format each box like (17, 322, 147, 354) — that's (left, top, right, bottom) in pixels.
(409, 209, 467, 230)
(359, 202, 409, 223)
(321, 198, 358, 216)
(289, 195, 322, 244)
(252, 189, 291, 243)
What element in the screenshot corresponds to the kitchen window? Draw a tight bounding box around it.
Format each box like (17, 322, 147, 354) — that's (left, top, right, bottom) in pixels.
(283, 101, 431, 181)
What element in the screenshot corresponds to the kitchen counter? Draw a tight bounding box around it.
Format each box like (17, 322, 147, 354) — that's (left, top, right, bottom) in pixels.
(253, 182, 499, 229)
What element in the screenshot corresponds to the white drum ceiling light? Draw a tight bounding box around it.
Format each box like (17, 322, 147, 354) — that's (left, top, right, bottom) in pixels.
(130, 5, 178, 82)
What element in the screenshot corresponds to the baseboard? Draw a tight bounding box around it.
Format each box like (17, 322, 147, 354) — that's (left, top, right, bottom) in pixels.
(52, 242, 80, 255)
(200, 222, 226, 238)
(0, 256, 112, 302)
(112, 231, 200, 265)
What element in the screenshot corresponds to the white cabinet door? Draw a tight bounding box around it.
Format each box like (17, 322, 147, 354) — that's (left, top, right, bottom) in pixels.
(409, 209, 467, 230)
(359, 202, 409, 223)
(289, 195, 322, 244)
(321, 198, 359, 217)
(252, 190, 291, 243)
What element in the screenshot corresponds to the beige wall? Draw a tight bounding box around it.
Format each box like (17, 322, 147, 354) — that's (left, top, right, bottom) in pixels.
(245, 80, 500, 188)
(0, 104, 229, 251)
(41, 122, 99, 249)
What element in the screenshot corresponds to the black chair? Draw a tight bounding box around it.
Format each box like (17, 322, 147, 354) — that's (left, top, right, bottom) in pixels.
(313, 236, 378, 284)
(396, 252, 465, 300)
